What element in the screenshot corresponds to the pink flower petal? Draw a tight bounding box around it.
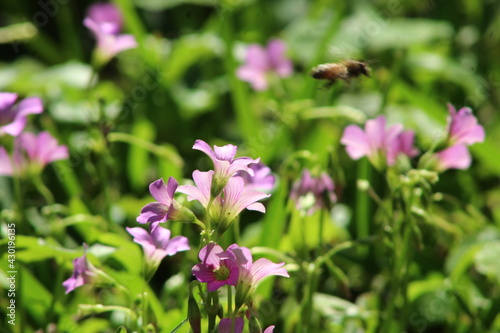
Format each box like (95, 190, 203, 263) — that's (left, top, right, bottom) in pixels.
(0, 147, 13, 175)
(435, 145, 471, 171)
(218, 317, 244, 333)
(267, 39, 292, 77)
(177, 170, 213, 207)
(340, 125, 370, 159)
(250, 258, 289, 284)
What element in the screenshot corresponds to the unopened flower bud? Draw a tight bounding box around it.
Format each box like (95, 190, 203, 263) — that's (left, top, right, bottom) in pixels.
(188, 294, 201, 333)
(249, 315, 263, 333)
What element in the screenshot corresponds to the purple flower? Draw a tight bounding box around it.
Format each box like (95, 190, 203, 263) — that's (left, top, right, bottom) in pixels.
(84, 3, 137, 64)
(0, 93, 43, 136)
(178, 170, 269, 236)
(446, 103, 485, 146)
(218, 317, 244, 333)
(192, 243, 239, 292)
(126, 225, 190, 268)
(290, 169, 336, 214)
(62, 244, 97, 294)
(193, 139, 259, 197)
(227, 244, 289, 307)
(237, 39, 293, 91)
(19, 132, 69, 167)
(264, 326, 275, 333)
(340, 115, 418, 169)
(433, 145, 471, 171)
(0, 131, 68, 176)
(137, 177, 178, 225)
(236, 162, 276, 193)
(0, 147, 13, 175)
(86, 2, 123, 34)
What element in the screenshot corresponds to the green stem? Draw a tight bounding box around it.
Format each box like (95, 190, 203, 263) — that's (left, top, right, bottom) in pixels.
(301, 263, 319, 332)
(33, 173, 54, 205)
(356, 159, 371, 241)
(13, 177, 26, 233)
(227, 285, 233, 318)
(318, 208, 325, 247)
(355, 159, 371, 261)
(108, 132, 183, 167)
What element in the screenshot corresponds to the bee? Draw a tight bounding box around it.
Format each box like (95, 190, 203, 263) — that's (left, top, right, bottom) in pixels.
(311, 60, 371, 88)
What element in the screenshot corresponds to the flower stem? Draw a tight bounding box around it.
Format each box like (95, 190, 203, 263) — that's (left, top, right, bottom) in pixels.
(33, 173, 54, 205)
(227, 284, 233, 318)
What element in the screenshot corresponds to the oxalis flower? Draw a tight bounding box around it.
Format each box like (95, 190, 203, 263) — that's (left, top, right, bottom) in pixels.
(446, 103, 484, 146)
(0, 131, 68, 177)
(178, 170, 269, 237)
(218, 317, 274, 333)
(227, 244, 289, 309)
(126, 225, 190, 272)
(431, 145, 472, 172)
(425, 104, 484, 172)
(290, 169, 336, 214)
(236, 38, 293, 91)
(84, 2, 137, 66)
(218, 317, 244, 333)
(341, 115, 418, 170)
(192, 243, 239, 292)
(63, 244, 97, 294)
(0, 93, 43, 136)
(193, 139, 259, 197)
(236, 162, 276, 193)
(137, 177, 197, 229)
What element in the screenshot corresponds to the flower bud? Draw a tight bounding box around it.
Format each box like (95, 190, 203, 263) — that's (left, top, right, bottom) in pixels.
(188, 293, 201, 333)
(249, 315, 263, 333)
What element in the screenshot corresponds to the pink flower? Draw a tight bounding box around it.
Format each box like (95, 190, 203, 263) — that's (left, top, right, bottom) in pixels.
(0, 93, 43, 136)
(227, 244, 289, 307)
(218, 317, 244, 333)
(192, 243, 239, 292)
(0, 131, 68, 176)
(433, 145, 471, 171)
(446, 103, 484, 146)
(341, 115, 418, 169)
(62, 244, 97, 294)
(290, 169, 336, 214)
(137, 177, 178, 225)
(192, 139, 259, 197)
(236, 162, 276, 193)
(236, 38, 293, 91)
(84, 3, 137, 64)
(178, 170, 269, 236)
(126, 225, 190, 268)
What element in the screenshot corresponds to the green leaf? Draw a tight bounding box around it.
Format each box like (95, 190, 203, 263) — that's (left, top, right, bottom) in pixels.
(127, 117, 156, 192)
(133, 0, 215, 11)
(475, 240, 500, 284)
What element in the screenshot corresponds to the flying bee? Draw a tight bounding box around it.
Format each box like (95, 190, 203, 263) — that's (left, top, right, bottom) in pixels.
(311, 60, 371, 88)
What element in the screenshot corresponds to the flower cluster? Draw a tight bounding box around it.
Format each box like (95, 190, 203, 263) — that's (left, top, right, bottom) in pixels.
(0, 93, 68, 177)
(237, 38, 293, 91)
(128, 139, 286, 331)
(62, 244, 97, 294)
(192, 243, 288, 331)
(341, 115, 418, 170)
(0, 92, 42, 136)
(340, 104, 484, 172)
(431, 104, 485, 171)
(84, 2, 137, 66)
(290, 169, 337, 214)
